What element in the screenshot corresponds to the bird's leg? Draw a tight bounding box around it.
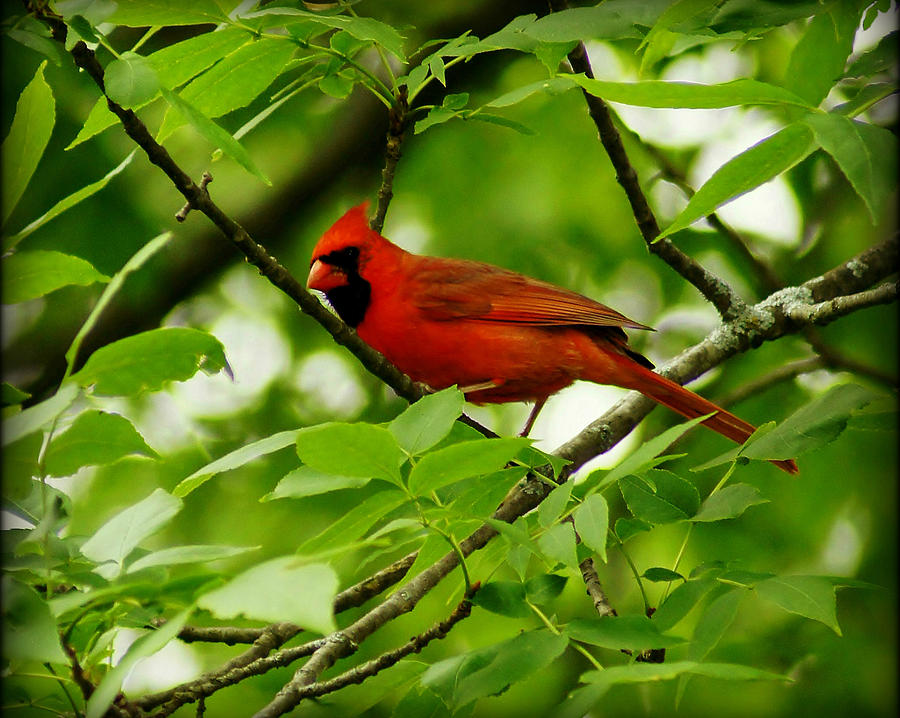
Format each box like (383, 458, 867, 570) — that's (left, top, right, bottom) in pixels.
(520, 397, 547, 437)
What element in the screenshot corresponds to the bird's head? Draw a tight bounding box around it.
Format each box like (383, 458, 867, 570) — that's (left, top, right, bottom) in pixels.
(307, 202, 383, 327)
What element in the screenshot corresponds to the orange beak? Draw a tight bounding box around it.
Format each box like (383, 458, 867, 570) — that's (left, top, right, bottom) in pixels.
(307, 259, 347, 292)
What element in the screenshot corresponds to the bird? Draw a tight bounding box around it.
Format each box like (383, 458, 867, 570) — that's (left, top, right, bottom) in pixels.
(307, 203, 798, 474)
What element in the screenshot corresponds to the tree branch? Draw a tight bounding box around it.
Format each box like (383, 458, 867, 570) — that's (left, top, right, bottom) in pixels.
(789, 281, 898, 326)
(579, 557, 616, 618)
(370, 86, 408, 233)
(548, 0, 744, 320)
(555, 236, 898, 472)
(32, 9, 898, 717)
(136, 623, 309, 713)
(713, 357, 826, 407)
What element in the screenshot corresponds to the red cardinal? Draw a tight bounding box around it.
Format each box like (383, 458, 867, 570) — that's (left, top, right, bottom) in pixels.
(307, 203, 798, 474)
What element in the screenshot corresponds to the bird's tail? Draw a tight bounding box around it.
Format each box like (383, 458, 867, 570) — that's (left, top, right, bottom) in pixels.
(604, 354, 798, 474)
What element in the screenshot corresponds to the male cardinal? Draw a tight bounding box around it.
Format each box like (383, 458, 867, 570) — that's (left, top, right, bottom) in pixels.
(307, 203, 798, 474)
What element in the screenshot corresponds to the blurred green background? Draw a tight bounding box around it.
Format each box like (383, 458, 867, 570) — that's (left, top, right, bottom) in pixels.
(2, 1, 896, 716)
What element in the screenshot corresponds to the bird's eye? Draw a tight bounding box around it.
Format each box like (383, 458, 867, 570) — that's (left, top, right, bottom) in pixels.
(320, 246, 360, 270)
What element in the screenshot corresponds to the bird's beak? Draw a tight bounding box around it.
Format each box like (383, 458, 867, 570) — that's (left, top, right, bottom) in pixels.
(307, 259, 346, 292)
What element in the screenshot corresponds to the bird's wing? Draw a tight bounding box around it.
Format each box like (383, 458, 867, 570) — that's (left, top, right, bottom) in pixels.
(410, 257, 652, 330)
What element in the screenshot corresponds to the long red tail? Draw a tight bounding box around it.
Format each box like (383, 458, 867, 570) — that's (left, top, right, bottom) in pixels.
(607, 355, 798, 474)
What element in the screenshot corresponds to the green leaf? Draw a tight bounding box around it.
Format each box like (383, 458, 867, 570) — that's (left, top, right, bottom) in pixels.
(318, 72, 355, 99)
(8, 21, 69, 67)
(1, 433, 41, 500)
(700, 383, 878, 468)
(585, 414, 709, 493)
(127, 544, 258, 573)
(80, 489, 182, 576)
(516, 444, 570, 478)
(2, 250, 109, 304)
(488, 76, 577, 107)
(651, 577, 718, 632)
(1, 576, 66, 664)
(414, 107, 458, 134)
(784, 4, 862, 106)
(638, 0, 719, 66)
(73, 327, 228, 397)
(1, 381, 79, 447)
(407, 437, 530, 496)
(471, 581, 529, 617)
(341, 16, 406, 61)
(572, 75, 812, 109)
(157, 38, 296, 140)
(718, 569, 775, 588)
(198, 557, 337, 634)
(614, 517, 652, 542)
(538, 481, 572, 527)
(240, 8, 406, 61)
(406, 532, 451, 581)
(572, 494, 609, 563)
(804, 113, 897, 223)
(643, 567, 685, 582)
(2, 62, 55, 226)
(692, 483, 768, 522)
(65, 231, 173, 371)
(690, 588, 745, 660)
(676, 588, 746, 704)
(536, 521, 578, 570)
(1, 382, 31, 406)
(484, 516, 543, 563)
(70, 28, 251, 148)
(833, 83, 897, 118)
(709, 1, 828, 34)
(299, 490, 408, 554)
(262, 465, 370, 502)
(107, 0, 226, 25)
(296, 422, 406, 484)
(567, 616, 685, 650)
(468, 113, 536, 135)
(844, 31, 898, 79)
(44, 411, 158, 477)
(755, 575, 841, 634)
(429, 56, 446, 86)
(159, 87, 270, 184)
(389, 386, 464, 455)
(174, 429, 299, 497)
(564, 661, 788, 715)
(104, 51, 160, 108)
(423, 630, 567, 710)
(524, 573, 568, 605)
(620, 469, 700, 524)
(446, 467, 527, 518)
(524, 5, 658, 42)
(5, 152, 137, 251)
(85, 607, 192, 718)
(657, 123, 818, 240)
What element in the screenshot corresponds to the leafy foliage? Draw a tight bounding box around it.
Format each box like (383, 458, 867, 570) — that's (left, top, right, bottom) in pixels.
(1, 1, 895, 717)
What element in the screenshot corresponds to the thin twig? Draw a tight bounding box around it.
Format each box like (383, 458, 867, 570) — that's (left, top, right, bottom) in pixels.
(635, 136, 785, 294)
(135, 623, 307, 712)
(371, 86, 408, 234)
(713, 357, 826, 407)
(554, 237, 899, 473)
(803, 329, 898, 386)
(287, 591, 475, 700)
(548, 0, 743, 320)
(175, 171, 213, 222)
(789, 281, 898, 326)
(579, 557, 616, 618)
